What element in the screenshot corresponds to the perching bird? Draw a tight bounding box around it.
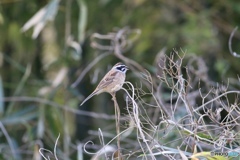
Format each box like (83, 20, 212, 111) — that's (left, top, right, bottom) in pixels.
(80, 62, 128, 106)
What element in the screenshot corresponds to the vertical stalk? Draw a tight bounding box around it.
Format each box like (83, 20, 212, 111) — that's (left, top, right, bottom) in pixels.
(111, 93, 121, 160)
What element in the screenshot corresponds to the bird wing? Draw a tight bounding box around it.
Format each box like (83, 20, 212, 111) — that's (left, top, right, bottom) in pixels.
(97, 71, 118, 89)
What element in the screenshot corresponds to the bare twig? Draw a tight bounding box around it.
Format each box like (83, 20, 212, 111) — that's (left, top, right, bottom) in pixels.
(123, 82, 156, 160)
(71, 51, 111, 88)
(39, 133, 60, 160)
(2, 96, 126, 120)
(194, 90, 240, 112)
(228, 26, 240, 58)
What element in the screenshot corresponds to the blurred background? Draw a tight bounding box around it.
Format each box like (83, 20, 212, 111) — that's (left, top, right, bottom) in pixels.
(0, 0, 240, 159)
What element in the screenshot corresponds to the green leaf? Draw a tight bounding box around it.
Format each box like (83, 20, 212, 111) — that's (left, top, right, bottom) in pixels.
(1, 106, 37, 125)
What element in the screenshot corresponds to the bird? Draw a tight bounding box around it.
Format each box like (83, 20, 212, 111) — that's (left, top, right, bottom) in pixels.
(80, 62, 128, 106)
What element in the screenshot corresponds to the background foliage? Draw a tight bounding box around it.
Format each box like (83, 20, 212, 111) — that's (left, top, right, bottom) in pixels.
(0, 0, 240, 159)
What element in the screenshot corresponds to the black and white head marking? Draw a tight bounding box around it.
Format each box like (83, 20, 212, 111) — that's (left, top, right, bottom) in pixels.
(115, 64, 128, 73)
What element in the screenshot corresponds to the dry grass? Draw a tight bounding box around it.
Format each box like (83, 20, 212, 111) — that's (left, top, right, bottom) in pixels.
(78, 28, 240, 159)
(1, 27, 240, 160)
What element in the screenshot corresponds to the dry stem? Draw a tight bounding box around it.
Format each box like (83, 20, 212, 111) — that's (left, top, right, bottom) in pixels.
(111, 92, 121, 159)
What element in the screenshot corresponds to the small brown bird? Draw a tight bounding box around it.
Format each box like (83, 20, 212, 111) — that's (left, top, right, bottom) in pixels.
(80, 62, 128, 106)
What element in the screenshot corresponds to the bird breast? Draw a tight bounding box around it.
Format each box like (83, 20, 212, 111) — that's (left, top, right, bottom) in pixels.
(110, 84, 123, 92)
(110, 72, 125, 92)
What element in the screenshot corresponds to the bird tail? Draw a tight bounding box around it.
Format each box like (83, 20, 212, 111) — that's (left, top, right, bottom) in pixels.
(80, 90, 98, 106)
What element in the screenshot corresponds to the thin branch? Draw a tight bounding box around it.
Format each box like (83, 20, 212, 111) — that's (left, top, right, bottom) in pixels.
(123, 82, 156, 160)
(71, 51, 111, 88)
(2, 96, 127, 120)
(194, 90, 240, 112)
(111, 92, 121, 159)
(54, 133, 60, 160)
(228, 26, 240, 58)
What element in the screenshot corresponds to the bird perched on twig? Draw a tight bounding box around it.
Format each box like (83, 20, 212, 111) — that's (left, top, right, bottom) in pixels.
(80, 62, 128, 106)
